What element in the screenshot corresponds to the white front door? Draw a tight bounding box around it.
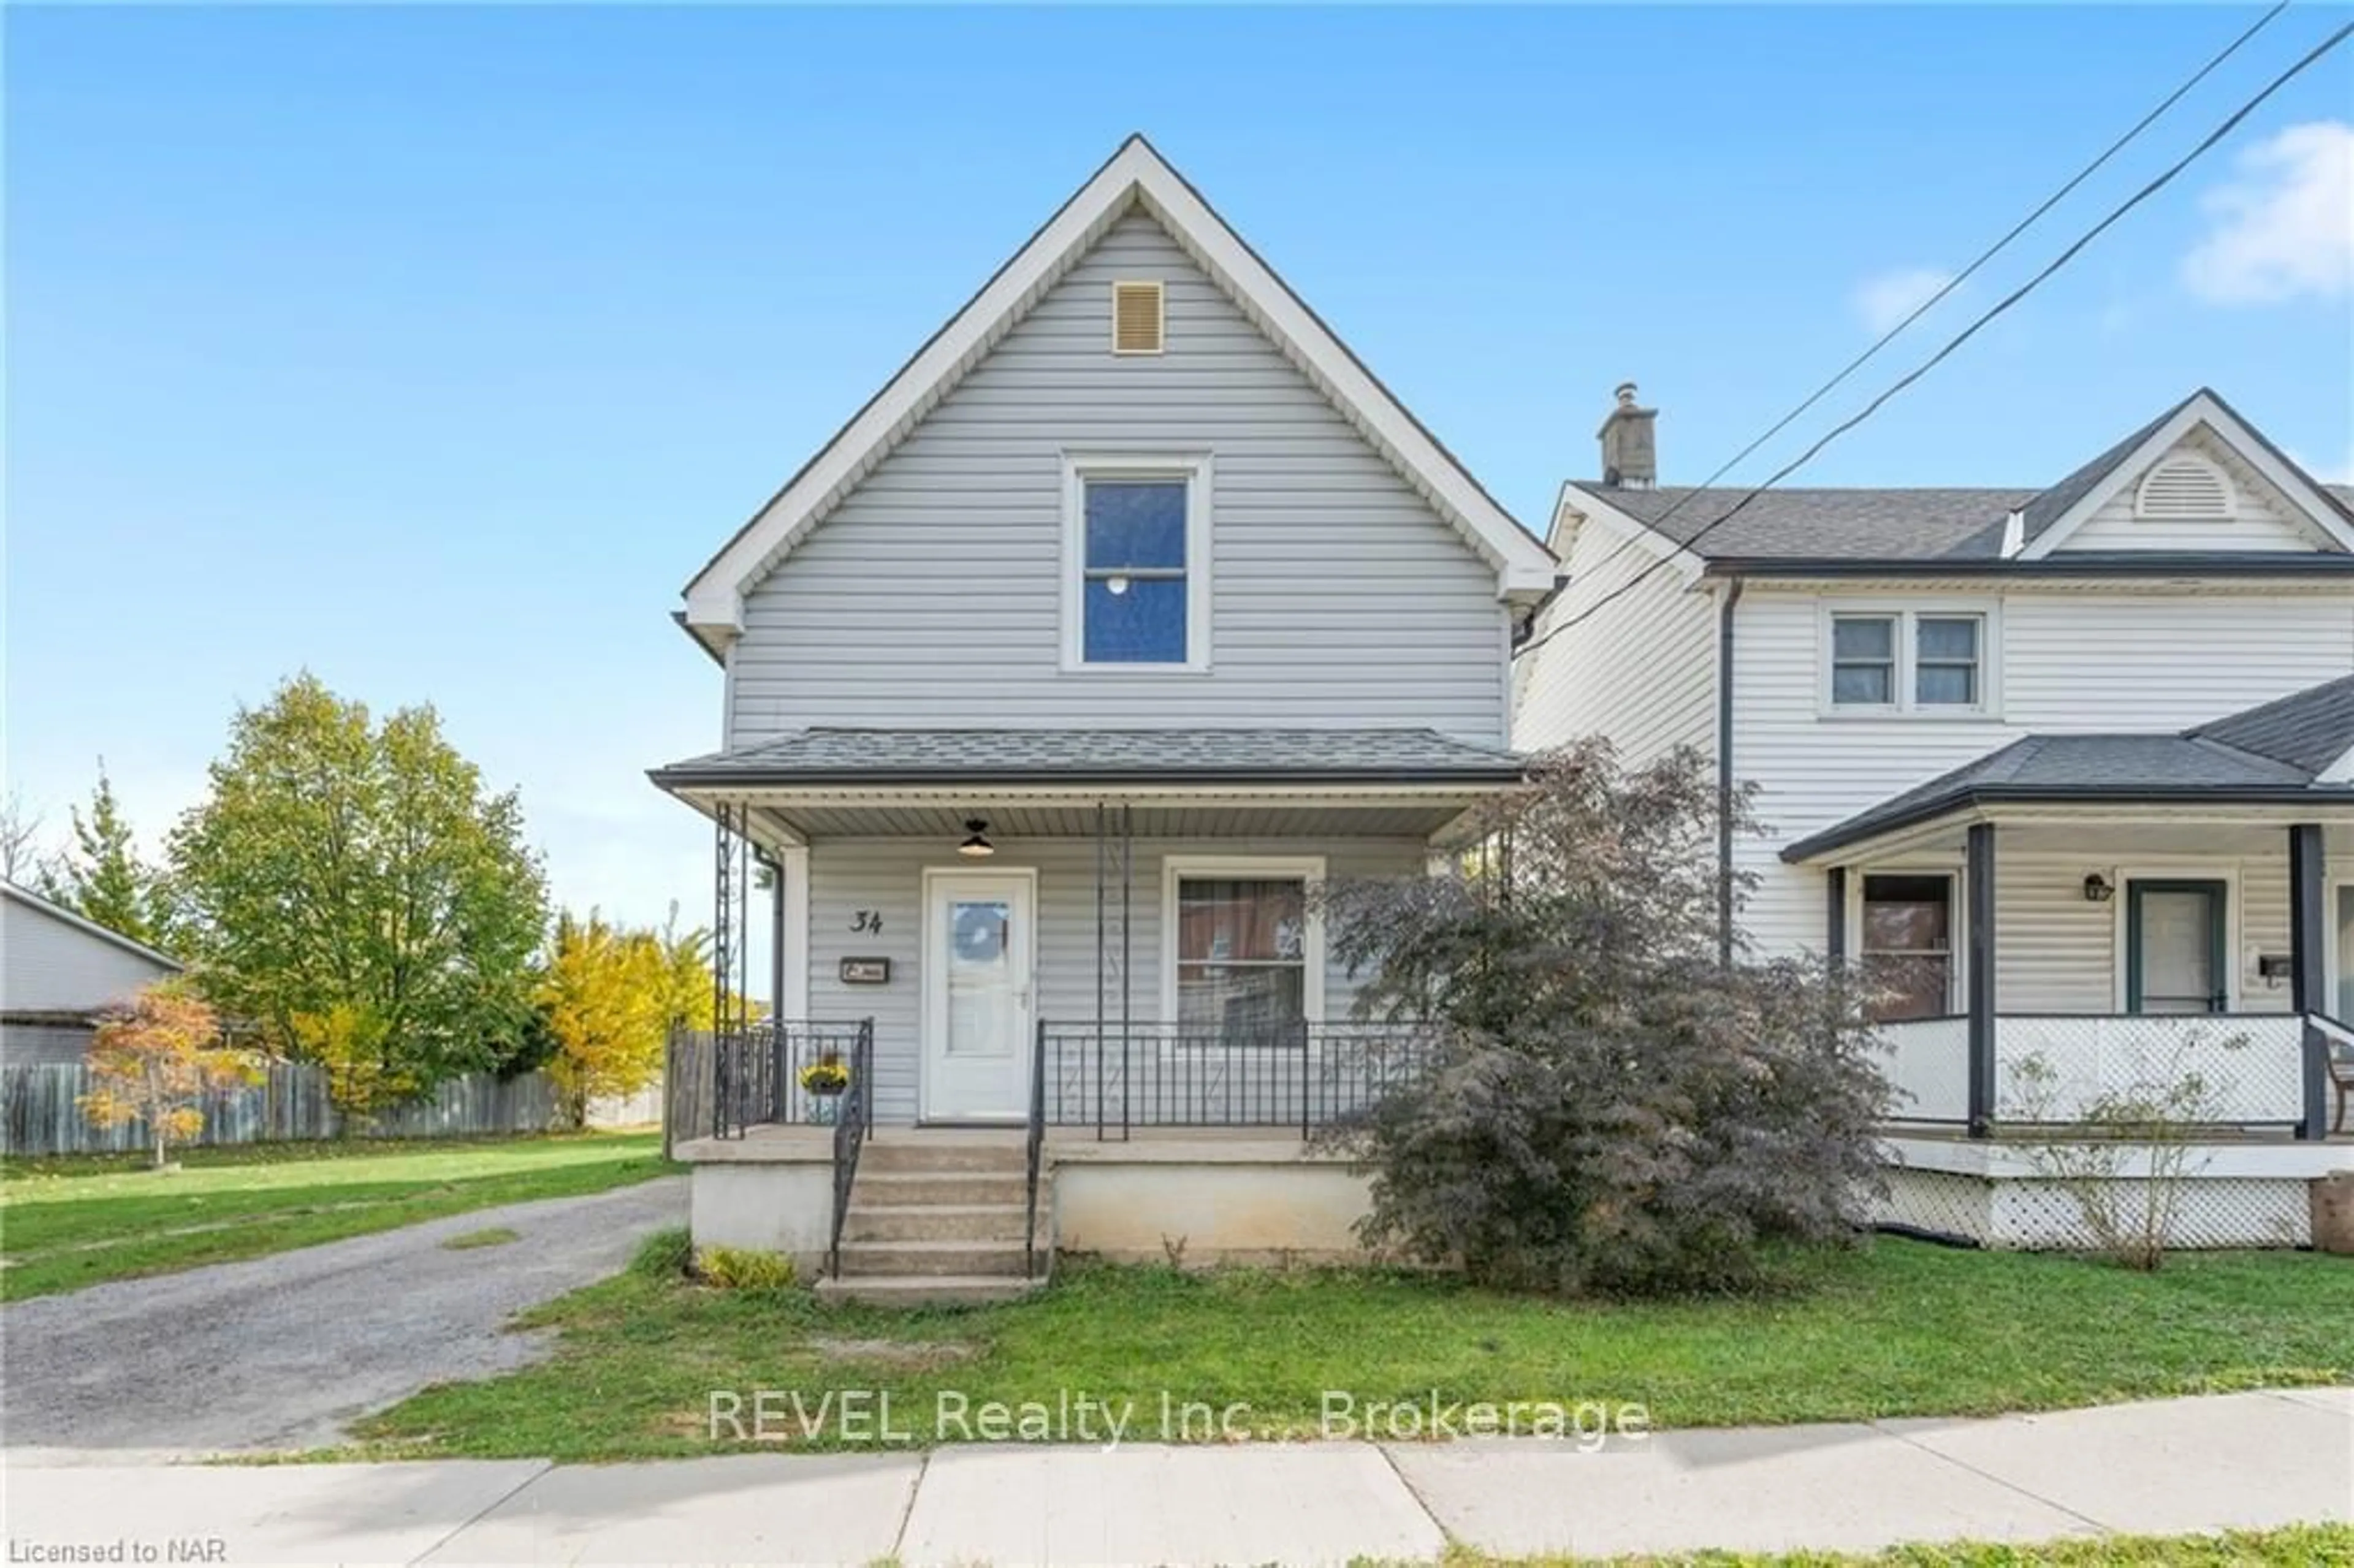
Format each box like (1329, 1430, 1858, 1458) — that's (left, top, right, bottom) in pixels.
(920, 869, 1035, 1122)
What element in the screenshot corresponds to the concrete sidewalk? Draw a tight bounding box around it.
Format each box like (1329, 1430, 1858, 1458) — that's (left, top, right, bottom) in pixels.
(3, 1388, 2345, 1566)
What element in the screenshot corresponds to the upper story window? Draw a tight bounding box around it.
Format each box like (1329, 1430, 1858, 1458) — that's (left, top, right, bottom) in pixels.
(1825, 606, 1992, 715)
(1062, 454, 1211, 672)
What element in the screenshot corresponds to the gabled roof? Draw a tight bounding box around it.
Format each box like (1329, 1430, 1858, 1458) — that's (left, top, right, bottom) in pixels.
(680, 136, 1555, 645)
(2016, 388, 2354, 559)
(1560, 388, 2354, 574)
(1782, 674, 2354, 861)
(650, 727, 1527, 789)
(1, 880, 184, 972)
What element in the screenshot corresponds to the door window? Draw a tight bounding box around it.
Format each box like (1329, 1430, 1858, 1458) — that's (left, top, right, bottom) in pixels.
(2128, 881, 2226, 1014)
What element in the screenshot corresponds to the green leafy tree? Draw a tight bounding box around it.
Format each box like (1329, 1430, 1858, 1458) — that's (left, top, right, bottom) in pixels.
(168, 674, 548, 1112)
(39, 765, 175, 948)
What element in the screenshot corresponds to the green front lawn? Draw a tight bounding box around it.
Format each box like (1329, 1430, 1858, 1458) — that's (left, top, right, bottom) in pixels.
(0, 1132, 673, 1300)
(348, 1234, 2354, 1461)
(1442, 1524, 2354, 1565)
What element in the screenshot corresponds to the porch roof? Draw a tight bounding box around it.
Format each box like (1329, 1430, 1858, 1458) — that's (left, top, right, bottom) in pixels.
(1783, 734, 2350, 862)
(649, 726, 1526, 790)
(1785, 671, 2354, 863)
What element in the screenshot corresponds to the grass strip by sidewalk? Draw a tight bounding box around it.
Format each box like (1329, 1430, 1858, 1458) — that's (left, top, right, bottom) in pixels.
(1431, 1522, 2354, 1564)
(0, 1133, 672, 1300)
(346, 1232, 2353, 1461)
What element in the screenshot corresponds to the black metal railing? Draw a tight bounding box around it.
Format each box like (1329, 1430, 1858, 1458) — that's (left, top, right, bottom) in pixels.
(1024, 1020, 1048, 1277)
(827, 1019, 875, 1279)
(1033, 1019, 1441, 1140)
(712, 1019, 875, 1140)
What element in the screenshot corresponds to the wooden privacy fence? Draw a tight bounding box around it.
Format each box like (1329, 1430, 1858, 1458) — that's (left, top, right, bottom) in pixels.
(0, 1060, 641, 1157)
(663, 1028, 720, 1158)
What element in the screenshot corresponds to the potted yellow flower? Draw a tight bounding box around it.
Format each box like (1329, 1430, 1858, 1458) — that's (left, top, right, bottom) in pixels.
(799, 1054, 851, 1124)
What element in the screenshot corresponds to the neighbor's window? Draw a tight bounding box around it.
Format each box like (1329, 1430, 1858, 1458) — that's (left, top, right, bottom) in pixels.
(1066, 457, 1209, 669)
(1175, 876, 1307, 1037)
(1860, 872, 1955, 1022)
(1827, 607, 1991, 714)
(1830, 616, 1896, 706)
(1914, 617, 1982, 706)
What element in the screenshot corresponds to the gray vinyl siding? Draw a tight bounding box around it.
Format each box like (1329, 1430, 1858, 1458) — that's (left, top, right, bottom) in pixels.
(0, 1022, 97, 1067)
(1, 892, 178, 1018)
(731, 210, 1510, 744)
(804, 835, 1426, 1126)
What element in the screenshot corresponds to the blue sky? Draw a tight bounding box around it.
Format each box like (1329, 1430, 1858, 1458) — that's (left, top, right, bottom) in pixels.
(8, 5, 2350, 941)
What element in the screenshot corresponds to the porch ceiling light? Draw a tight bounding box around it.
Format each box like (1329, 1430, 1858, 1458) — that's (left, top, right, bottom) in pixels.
(958, 818, 995, 858)
(2083, 872, 2114, 904)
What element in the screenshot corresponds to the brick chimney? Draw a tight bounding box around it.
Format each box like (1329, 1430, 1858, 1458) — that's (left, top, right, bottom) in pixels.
(1598, 382, 1657, 489)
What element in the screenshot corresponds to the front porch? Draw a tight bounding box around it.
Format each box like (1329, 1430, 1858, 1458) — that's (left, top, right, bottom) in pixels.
(647, 726, 1521, 1287)
(1790, 788, 2354, 1249)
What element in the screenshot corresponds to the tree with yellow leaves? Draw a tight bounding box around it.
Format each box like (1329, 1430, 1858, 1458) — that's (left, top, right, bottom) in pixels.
(80, 983, 258, 1169)
(538, 912, 669, 1125)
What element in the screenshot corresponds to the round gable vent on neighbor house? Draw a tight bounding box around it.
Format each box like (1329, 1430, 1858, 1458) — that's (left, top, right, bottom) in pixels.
(2134, 453, 2234, 520)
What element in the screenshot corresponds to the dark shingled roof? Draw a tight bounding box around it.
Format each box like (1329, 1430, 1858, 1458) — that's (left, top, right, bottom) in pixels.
(650, 728, 1527, 788)
(1575, 388, 2354, 569)
(1783, 674, 2354, 860)
(2015, 395, 2193, 545)
(2192, 672, 2354, 776)
(1581, 486, 2026, 562)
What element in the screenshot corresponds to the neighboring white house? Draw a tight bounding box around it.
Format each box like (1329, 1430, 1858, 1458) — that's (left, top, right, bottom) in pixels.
(1515, 386, 2354, 1246)
(653, 136, 1558, 1298)
(1, 880, 183, 1066)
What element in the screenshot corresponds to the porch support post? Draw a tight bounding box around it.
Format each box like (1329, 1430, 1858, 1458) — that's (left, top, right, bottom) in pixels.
(1824, 866, 1848, 972)
(2288, 821, 2326, 1139)
(1965, 822, 1997, 1138)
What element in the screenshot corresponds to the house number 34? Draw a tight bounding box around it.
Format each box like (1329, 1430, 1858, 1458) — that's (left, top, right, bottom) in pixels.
(850, 910, 884, 934)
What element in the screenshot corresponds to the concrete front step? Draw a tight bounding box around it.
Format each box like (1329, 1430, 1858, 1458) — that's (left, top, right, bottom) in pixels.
(858, 1139, 1027, 1175)
(842, 1203, 1034, 1244)
(816, 1273, 1048, 1307)
(835, 1239, 1031, 1279)
(853, 1171, 1029, 1207)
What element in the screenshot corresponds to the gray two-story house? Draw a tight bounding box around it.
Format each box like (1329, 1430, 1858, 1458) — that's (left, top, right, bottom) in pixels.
(653, 137, 1555, 1298)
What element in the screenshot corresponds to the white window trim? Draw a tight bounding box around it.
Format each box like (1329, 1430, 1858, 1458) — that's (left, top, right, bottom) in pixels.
(1818, 599, 2002, 719)
(1845, 862, 1968, 1018)
(1061, 451, 1213, 674)
(2108, 862, 2242, 1014)
(1159, 854, 1327, 1029)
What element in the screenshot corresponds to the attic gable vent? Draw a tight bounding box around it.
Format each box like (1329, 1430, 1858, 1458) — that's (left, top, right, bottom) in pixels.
(2135, 454, 2233, 520)
(1111, 280, 1165, 356)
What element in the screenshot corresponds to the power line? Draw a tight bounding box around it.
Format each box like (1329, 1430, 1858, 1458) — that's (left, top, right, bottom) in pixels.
(1519, 8, 2342, 661)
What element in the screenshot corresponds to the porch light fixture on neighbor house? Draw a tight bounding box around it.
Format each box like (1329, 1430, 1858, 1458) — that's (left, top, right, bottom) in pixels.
(958, 818, 995, 858)
(2082, 872, 2116, 904)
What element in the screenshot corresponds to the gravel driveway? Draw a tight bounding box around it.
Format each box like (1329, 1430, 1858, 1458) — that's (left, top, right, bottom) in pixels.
(1, 1176, 685, 1455)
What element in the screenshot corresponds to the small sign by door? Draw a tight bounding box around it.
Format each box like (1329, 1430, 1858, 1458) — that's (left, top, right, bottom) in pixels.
(839, 956, 891, 985)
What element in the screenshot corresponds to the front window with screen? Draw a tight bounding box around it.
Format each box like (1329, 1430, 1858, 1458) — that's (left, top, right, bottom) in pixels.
(1082, 477, 1189, 663)
(1175, 877, 1306, 1037)
(1860, 873, 1954, 1022)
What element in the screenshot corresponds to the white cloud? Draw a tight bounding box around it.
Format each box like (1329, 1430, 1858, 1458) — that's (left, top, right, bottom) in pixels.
(2182, 120, 2353, 305)
(1853, 267, 1957, 335)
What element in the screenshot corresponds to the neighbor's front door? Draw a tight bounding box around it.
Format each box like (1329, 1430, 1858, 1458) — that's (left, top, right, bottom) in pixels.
(2127, 879, 2228, 1014)
(920, 869, 1035, 1122)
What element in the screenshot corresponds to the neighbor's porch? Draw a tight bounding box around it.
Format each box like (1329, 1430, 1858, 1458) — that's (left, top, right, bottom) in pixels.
(1792, 807, 2354, 1141)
